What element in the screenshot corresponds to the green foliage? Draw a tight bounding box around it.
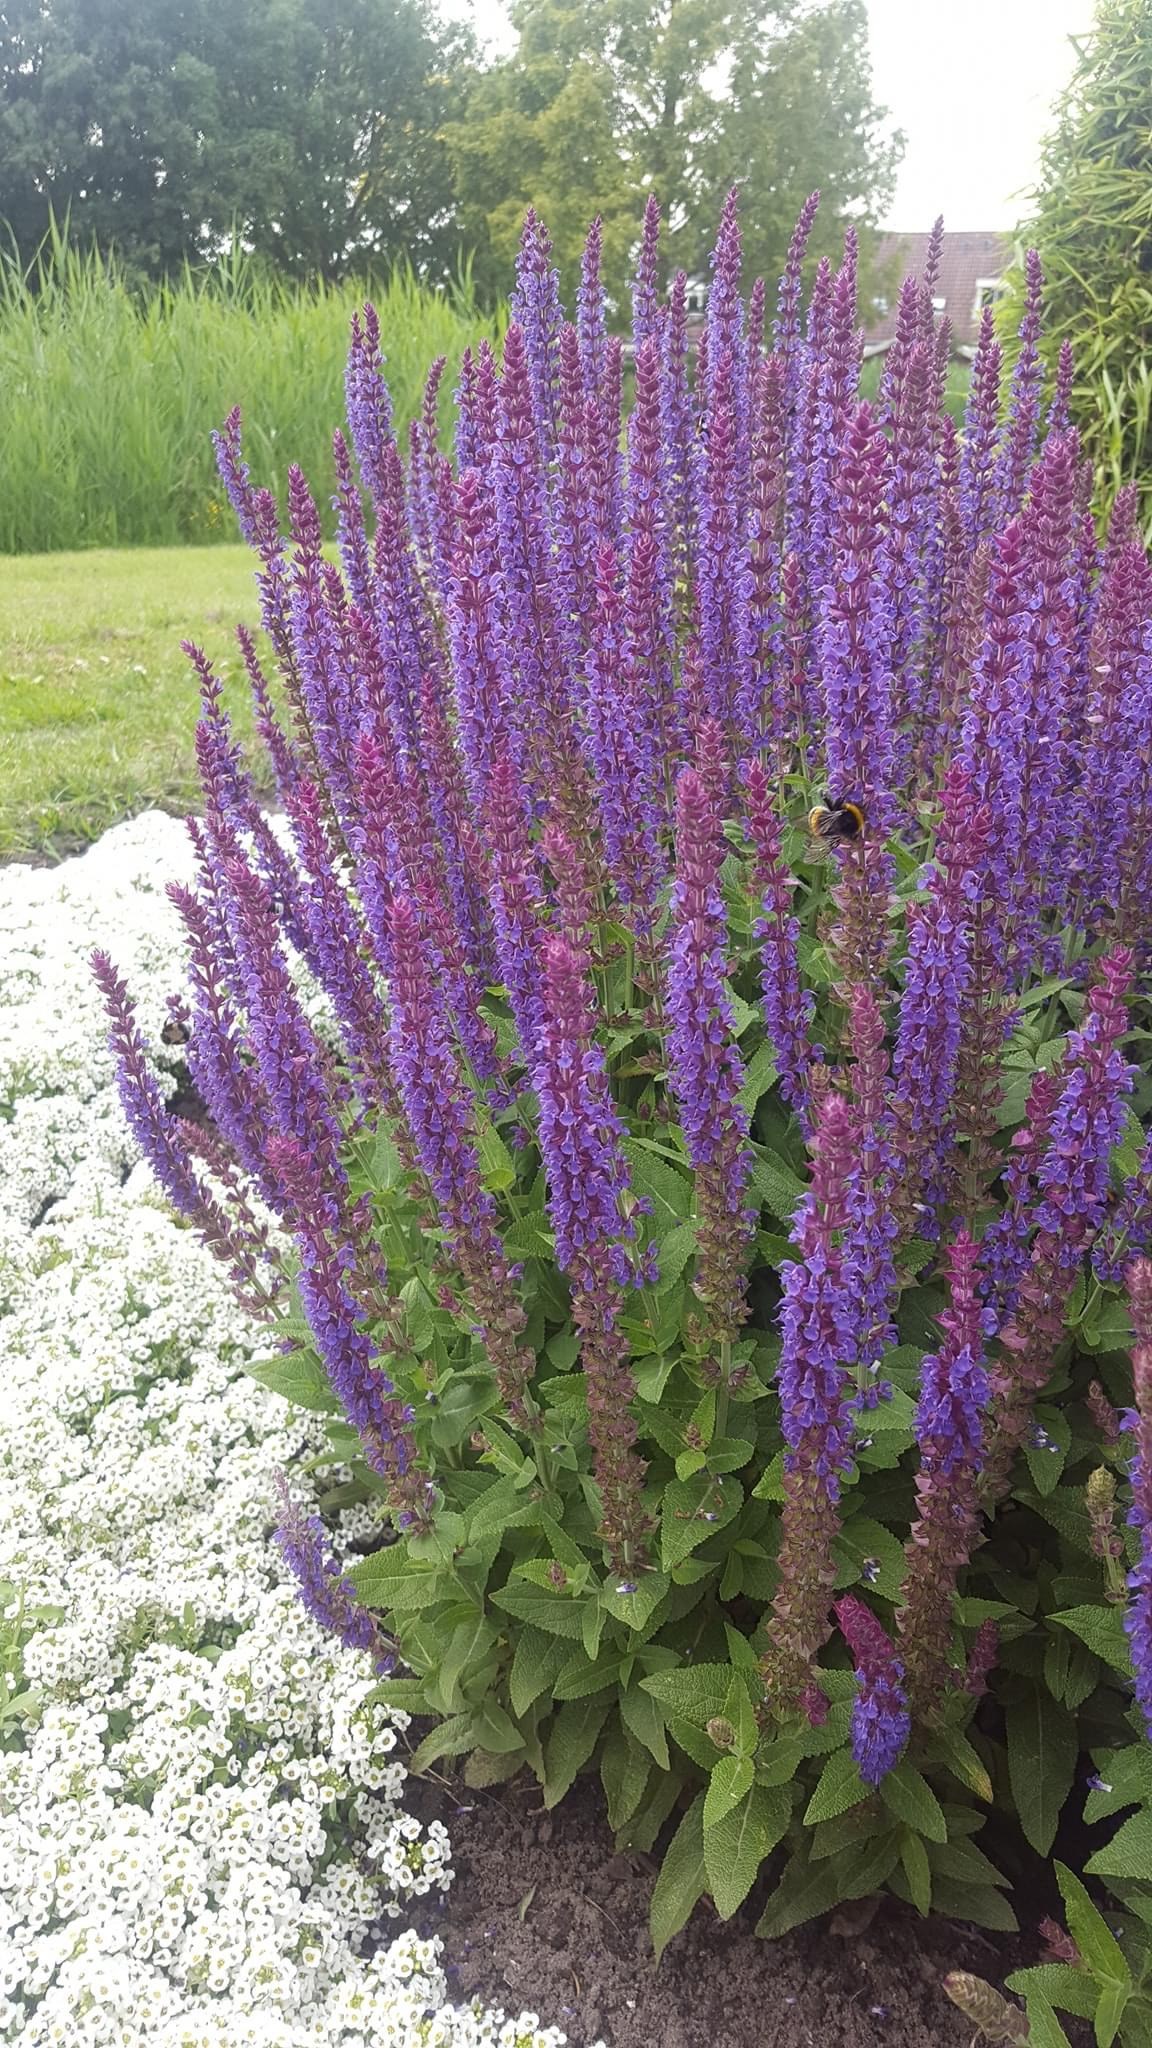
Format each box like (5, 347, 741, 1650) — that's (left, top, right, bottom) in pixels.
(446, 0, 903, 303)
(1002, 0, 1152, 536)
(0, 0, 472, 282)
(0, 233, 498, 553)
(259, 816, 1152, 1958)
(1006, 1849, 1152, 2048)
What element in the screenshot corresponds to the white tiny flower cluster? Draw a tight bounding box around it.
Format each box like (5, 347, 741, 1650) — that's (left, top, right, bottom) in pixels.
(0, 817, 581, 2048)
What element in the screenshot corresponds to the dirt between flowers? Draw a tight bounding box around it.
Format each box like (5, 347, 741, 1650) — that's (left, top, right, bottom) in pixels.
(406, 1765, 1066, 2048)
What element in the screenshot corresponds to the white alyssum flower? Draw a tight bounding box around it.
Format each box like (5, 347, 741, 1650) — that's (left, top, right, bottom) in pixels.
(0, 816, 587, 2048)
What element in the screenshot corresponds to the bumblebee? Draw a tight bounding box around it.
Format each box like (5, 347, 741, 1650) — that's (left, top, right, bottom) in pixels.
(807, 795, 866, 843)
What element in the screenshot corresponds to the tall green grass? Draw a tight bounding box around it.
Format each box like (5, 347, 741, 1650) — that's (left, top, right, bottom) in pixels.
(0, 231, 499, 554)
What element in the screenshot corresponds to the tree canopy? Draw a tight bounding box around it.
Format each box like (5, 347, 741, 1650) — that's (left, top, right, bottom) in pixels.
(0, 0, 901, 296)
(447, 0, 903, 305)
(0, 0, 473, 281)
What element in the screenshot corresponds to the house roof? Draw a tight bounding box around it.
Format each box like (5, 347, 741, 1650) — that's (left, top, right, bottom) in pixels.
(864, 231, 1013, 349)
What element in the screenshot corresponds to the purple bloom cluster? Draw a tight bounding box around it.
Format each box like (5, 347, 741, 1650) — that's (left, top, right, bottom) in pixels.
(274, 1480, 395, 1671)
(898, 1230, 992, 1711)
(665, 744, 755, 1345)
(835, 1595, 911, 1786)
(983, 950, 1135, 1500)
(742, 759, 814, 1129)
(533, 931, 651, 1564)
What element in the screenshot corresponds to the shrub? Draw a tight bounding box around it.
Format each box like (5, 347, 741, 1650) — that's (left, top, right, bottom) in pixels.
(1001, 0, 1152, 541)
(98, 196, 1152, 1963)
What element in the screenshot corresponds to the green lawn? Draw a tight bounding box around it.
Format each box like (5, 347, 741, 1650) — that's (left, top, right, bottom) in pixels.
(0, 545, 273, 861)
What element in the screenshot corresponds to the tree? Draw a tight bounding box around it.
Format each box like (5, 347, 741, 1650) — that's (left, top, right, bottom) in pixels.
(0, 0, 473, 282)
(1005, 0, 1152, 533)
(445, 0, 902, 307)
(683, 1, 903, 288)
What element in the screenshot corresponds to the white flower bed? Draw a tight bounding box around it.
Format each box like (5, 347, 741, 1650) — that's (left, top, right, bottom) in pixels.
(0, 816, 575, 2048)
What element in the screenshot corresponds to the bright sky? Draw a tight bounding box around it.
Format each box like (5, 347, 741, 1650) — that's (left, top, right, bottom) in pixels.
(451, 0, 1096, 230)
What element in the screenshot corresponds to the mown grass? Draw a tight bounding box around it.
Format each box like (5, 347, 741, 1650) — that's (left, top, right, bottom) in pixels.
(0, 545, 271, 860)
(0, 234, 498, 555)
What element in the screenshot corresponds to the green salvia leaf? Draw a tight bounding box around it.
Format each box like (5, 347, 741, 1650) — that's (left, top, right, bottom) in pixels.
(803, 1748, 870, 1826)
(704, 1783, 791, 1920)
(1005, 1688, 1077, 1856)
(1053, 1860, 1131, 1991)
(878, 1761, 948, 1844)
(650, 1794, 708, 1963)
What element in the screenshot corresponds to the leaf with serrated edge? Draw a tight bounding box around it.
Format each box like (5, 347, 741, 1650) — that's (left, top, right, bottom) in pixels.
(879, 1762, 947, 1844)
(1006, 1690, 1077, 1856)
(705, 1784, 790, 1920)
(804, 1748, 870, 1825)
(650, 1794, 708, 1962)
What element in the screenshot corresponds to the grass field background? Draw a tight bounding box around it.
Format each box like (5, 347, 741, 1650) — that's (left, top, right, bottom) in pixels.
(0, 546, 271, 860)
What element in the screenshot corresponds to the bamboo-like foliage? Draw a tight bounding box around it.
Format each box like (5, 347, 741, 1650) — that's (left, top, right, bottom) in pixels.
(1002, 0, 1152, 537)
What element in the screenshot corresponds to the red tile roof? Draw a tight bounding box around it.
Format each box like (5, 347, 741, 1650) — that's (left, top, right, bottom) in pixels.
(864, 231, 1013, 350)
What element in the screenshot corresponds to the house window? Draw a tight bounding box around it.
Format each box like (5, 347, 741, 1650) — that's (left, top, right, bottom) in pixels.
(974, 276, 1005, 316)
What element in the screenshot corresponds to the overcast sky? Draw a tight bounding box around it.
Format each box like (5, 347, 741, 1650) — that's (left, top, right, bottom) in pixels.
(451, 0, 1096, 229)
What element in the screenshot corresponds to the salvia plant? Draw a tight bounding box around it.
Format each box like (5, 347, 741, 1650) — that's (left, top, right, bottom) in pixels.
(97, 193, 1152, 1961)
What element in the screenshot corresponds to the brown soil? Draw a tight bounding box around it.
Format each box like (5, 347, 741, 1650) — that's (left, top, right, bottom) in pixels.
(409, 1770, 1037, 2048)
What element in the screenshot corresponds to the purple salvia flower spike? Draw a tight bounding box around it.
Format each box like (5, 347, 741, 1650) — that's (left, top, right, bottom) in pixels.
(275, 1480, 395, 1671)
(772, 188, 820, 438)
(843, 983, 900, 1367)
(742, 758, 814, 1130)
(994, 248, 1045, 525)
(696, 343, 756, 736)
(510, 208, 563, 470)
(661, 269, 697, 592)
(898, 1230, 992, 1712)
(820, 403, 897, 830)
(958, 304, 1003, 549)
(741, 353, 788, 752)
(332, 428, 374, 621)
(577, 214, 608, 405)
(585, 551, 668, 931)
(494, 322, 583, 807)
(212, 406, 261, 549)
(221, 843, 349, 1198)
(624, 334, 676, 773)
(484, 751, 547, 1068)
(167, 882, 281, 1210)
(282, 777, 396, 1109)
(632, 194, 662, 359)
(92, 950, 269, 1299)
(454, 344, 478, 471)
(344, 303, 394, 507)
(266, 1134, 428, 1526)
(982, 949, 1136, 1501)
(1048, 337, 1075, 433)
(386, 895, 534, 1419)
(236, 624, 301, 806)
(556, 322, 603, 654)
(835, 1595, 911, 1785)
(444, 467, 525, 815)
(762, 1087, 859, 1713)
(534, 932, 651, 1565)
(665, 751, 756, 1346)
